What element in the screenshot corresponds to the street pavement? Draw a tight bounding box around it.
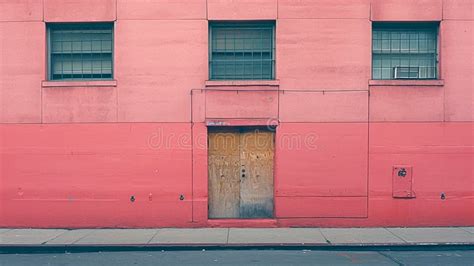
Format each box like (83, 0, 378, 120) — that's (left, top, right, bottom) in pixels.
(1, 249, 474, 265)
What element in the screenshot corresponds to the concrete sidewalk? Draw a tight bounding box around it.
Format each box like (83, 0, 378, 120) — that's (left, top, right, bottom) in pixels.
(0, 227, 473, 247)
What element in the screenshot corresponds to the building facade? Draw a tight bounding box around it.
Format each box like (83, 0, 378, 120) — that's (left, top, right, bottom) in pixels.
(0, 0, 472, 228)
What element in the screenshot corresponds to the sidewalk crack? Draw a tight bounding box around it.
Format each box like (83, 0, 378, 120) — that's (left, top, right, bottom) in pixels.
(384, 228, 408, 244)
(147, 229, 160, 244)
(318, 229, 331, 244)
(226, 228, 230, 244)
(41, 230, 67, 245)
(71, 230, 95, 245)
(459, 227, 474, 235)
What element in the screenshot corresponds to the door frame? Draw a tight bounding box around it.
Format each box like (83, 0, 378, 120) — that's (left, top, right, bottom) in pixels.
(206, 125, 277, 220)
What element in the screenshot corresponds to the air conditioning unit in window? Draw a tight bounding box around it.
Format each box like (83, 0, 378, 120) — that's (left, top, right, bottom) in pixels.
(393, 67, 419, 79)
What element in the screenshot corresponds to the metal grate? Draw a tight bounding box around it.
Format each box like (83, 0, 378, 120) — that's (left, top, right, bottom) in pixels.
(209, 22, 275, 80)
(372, 23, 438, 80)
(48, 23, 113, 80)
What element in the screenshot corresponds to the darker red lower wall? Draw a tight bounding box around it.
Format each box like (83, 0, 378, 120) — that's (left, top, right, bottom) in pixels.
(0, 123, 193, 228)
(0, 122, 472, 228)
(367, 122, 473, 226)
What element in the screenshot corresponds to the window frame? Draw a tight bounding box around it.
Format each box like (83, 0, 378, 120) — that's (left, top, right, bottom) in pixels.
(209, 21, 276, 81)
(371, 22, 440, 81)
(47, 22, 115, 81)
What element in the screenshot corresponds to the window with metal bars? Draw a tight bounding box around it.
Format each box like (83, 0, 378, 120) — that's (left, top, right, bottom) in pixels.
(209, 22, 275, 80)
(372, 23, 438, 80)
(48, 23, 113, 80)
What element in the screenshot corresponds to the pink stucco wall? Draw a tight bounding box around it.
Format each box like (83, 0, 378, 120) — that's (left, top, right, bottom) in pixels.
(0, 0, 472, 228)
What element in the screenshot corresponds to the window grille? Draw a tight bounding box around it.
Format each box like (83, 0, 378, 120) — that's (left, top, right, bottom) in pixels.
(372, 23, 438, 80)
(209, 22, 275, 80)
(48, 23, 113, 80)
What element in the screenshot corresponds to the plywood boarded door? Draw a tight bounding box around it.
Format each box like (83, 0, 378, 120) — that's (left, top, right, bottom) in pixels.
(208, 127, 274, 219)
(239, 129, 274, 218)
(208, 128, 241, 218)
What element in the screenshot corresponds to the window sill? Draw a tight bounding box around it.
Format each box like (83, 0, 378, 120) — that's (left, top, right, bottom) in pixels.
(369, 79, 444, 87)
(205, 80, 280, 87)
(42, 80, 117, 88)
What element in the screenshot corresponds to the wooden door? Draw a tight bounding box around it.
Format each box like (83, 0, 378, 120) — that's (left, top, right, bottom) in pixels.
(208, 127, 274, 219)
(208, 128, 241, 218)
(239, 129, 274, 218)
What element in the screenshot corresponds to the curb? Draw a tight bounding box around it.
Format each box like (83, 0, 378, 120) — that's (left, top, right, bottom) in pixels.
(1, 243, 473, 254)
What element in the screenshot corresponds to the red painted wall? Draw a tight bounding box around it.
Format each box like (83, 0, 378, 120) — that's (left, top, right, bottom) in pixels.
(0, 0, 472, 228)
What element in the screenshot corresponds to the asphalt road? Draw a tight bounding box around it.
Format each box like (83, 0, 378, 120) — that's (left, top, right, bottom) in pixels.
(1, 249, 473, 265)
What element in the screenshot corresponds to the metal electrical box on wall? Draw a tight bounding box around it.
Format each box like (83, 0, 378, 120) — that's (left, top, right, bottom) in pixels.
(392, 166, 415, 198)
